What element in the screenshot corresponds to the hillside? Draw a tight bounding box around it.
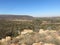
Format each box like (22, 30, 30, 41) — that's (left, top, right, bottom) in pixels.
(0, 15, 60, 39)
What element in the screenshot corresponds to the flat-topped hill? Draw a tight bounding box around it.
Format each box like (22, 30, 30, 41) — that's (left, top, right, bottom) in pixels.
(0, 15, 34, 21)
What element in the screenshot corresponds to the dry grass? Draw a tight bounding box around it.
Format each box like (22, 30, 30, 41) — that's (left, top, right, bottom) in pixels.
(0, 29, 60, 45)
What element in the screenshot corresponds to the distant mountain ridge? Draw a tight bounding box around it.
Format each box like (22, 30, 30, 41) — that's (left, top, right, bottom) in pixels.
(0, 15, 34, 21)
(0, 15, 60, 21)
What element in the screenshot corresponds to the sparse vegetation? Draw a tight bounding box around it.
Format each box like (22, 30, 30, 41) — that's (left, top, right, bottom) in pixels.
(0, 15, 60, 45)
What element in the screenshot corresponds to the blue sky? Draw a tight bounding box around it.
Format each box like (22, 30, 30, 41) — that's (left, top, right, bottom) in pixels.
(0, 0, 60, 17)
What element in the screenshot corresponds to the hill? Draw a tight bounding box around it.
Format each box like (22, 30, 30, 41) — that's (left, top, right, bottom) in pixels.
(0, 15, 34, 21)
